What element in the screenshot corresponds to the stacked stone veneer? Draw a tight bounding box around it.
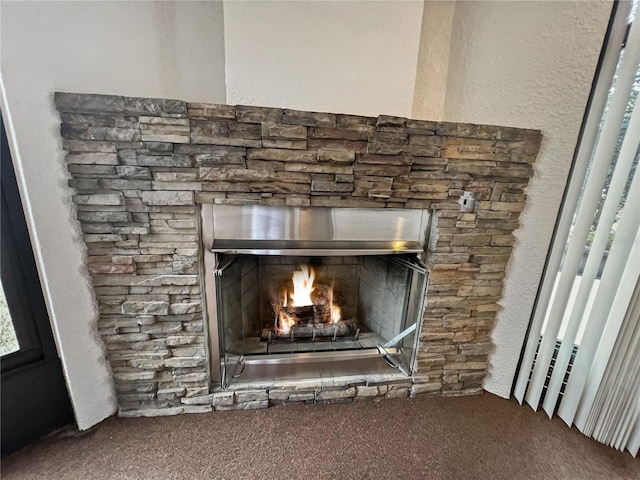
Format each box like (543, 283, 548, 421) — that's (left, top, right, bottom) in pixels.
(54, 92, 541, 416)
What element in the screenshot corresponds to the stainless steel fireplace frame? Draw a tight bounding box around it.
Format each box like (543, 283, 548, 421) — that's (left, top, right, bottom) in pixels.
(232, 347, 402, 372)
(201, 204, 431, 387)
(209, 204, 430, 256)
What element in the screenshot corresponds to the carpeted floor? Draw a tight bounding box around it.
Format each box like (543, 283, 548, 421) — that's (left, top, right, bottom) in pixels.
(1, 393, 638, 480)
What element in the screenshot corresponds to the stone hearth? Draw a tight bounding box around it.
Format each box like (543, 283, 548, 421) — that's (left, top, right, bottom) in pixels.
(55, 92, 541, 416)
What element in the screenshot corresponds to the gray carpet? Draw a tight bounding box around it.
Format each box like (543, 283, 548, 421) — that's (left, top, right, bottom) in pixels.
(2, 394, 638, 479)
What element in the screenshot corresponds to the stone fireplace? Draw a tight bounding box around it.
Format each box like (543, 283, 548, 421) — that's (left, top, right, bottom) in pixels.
(55, 92, 541, 416)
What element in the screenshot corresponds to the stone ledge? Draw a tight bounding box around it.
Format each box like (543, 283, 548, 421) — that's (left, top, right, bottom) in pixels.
(118, 405, 212, 418)
(55, 92, 186, 117)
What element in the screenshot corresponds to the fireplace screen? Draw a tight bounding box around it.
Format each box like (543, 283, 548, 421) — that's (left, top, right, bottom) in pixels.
(202, 205, 430, 387)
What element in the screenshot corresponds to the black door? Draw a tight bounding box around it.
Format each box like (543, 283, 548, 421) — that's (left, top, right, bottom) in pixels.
(1, 115, 74, 457)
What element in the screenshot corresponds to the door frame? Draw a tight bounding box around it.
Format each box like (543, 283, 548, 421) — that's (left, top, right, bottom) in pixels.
(1, 114, 75, 457)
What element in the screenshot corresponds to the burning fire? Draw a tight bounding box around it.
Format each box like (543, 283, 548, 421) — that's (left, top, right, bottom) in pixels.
(331, 305, 341, 323)
(278, 312, 296, 334)
(290, 265, 315, 306)
(273, 264, 342, 334)
(328, 284, 340, 324)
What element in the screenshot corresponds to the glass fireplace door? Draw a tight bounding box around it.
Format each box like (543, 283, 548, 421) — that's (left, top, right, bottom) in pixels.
(213, 252, 428, 387)
(383, 255, 428, 376)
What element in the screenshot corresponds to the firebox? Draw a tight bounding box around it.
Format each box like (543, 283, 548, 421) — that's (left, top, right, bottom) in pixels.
(202, 205, 431, 388)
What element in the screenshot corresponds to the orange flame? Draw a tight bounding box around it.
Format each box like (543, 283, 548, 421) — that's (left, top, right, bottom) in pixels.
(331, 304, 341, 323)
(279, 312, 296, 334)
(290, 265, 315, 306)
(328, 282, 341, 323)
(274, 265, 343, 333)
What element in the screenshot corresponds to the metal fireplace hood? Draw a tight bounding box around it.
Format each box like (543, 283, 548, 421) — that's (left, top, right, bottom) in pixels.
(206, 205, 431, 256)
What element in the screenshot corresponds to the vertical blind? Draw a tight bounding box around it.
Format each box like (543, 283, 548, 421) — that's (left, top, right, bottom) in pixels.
(514, 1, 640, 456)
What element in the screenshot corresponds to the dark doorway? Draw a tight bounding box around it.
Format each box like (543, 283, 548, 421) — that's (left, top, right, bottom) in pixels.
(1, 115, 74, 457)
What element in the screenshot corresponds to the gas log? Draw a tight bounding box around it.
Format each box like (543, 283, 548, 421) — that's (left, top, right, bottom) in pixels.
(262, 319, 356, 340)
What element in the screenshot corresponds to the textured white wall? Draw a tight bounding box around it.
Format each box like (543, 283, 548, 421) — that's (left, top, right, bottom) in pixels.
(412, 1, 455, 120)
(0, 0, 226, 429)
(223, 0, 424, 117)
(438, 0, 612, 397)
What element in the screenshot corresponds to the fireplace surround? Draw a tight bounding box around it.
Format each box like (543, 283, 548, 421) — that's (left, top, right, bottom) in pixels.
(55, 92, 541, 416)
(202, 204, 431, 387)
